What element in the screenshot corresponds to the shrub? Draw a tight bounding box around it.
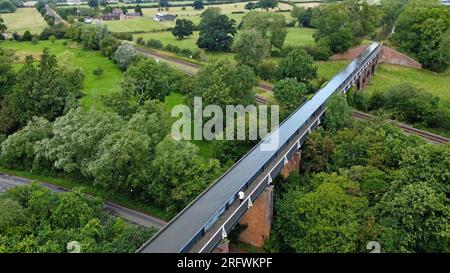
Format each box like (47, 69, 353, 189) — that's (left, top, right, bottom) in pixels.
(256, 60, 278, 81)
(93, 67, 104, 77)
(165, 44, 180, 53)
(303, 45, 331, 61)
(136, 37, 145, 45)
(146, 39, 163, 49)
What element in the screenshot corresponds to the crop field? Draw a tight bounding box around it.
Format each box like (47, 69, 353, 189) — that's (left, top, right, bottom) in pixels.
(366, 64, 450, 101)
(1, 8, 48, 34)
(0, 40, 122, 109)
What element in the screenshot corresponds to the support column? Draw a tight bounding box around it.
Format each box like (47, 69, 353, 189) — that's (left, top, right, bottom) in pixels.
(212, 238, 230, 253)
(280, 151, 301, 179)
(238, 185, 274, 248)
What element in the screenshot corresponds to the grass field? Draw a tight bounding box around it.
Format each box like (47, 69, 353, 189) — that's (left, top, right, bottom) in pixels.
(316, 60, 351, 80)
(0, 40, 122, 109)
(104, 2, 293, 33)
(133, 27, 315, 63)
(366, 65, 450, 101)
(1, 8, 48, 34)
(284, 27, 316, 47)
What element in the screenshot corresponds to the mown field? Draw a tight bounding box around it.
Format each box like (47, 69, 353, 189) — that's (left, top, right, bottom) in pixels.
(1, 8, 48, 34)
(365, 64, 450, 101)
(0, 40, 122, 109)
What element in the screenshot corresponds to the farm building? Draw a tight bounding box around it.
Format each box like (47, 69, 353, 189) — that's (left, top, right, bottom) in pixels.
(101, 8, 141, 21)
(154, 12, 177, 22)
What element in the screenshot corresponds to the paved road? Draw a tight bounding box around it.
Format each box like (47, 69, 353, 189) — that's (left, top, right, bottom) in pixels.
(0, 173, 167, 229)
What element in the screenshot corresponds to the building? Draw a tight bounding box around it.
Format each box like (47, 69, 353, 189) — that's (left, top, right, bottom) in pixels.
(101, 8, 142, 21)
(154, 12, 177, 22)
(441, 0, 450, 5)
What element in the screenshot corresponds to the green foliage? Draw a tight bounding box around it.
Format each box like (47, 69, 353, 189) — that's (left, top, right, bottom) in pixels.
(310, 0, 377, 54)
(273, 116, 449, 253)
(192, 0, 204, 10)
(37, 108, 124, 176)
(277, 48, 317, 84)
(0, 117, 52, 170)
(366, 84, 450, 132)
(0, 48, 15, 102)
(376, 182, 450, 252)
(0, 0, 16, 13)
(240, 12, 287, 52)
(172, 19, 194, 40)
(197, 10, 236, 51)
(5, 50, 84, 130)
(92, 66, 104, 77)
(192, 59, 257, 108)
(149, 137, 222, 213)
(392, 0, 450, 72)
(114, 43, 138, 71)
(269, 173, 368, 252)
(256, 0, 278, 11)
(273, 78, 308, 120)
(0, 184, 156, 253)
(0, 17, 6, 32)
(122, 58, 174, 104)
(323, 95, 352, 132)
(233, 29, 269, 68)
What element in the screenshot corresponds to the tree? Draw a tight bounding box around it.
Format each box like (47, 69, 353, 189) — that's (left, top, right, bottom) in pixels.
(88, 129, 152, 194)
(269, 173, 368, 252)
(0, 17, 6, 32)
(0, 198, 26, 234)
(0, 117, 52, 169)
(172, 19, 194, 40)
(192, 0, 204, 10)
(277, 48, 317, 83)
(311, 3, 354, 54)
(256, 0, 277, 11)
(392, 1, 449, 72)
(240, 12, 287, 52)
(87, 0, 98, 8)
(273, 78, 308, 120)
(159, 0, 169, 8)
(376, 182, 450, 252)
(10, 51, 84, 127)
(121, 58, 174, 103)
(233, 29, 269, 68)
(135, 4, 143, 16)
(22, 30, 33, 41)
(197, 12, 236, 51)
(114, 43, 138, 70)
(36, 108, 124, 175)
(244, 2, 256, 10)
(99, 35, 120, 59)
(0, 0, 16, 13)
(149, 137, 222, 213)
(323, 95, 352, 132)
(192, 59, 257, 108)
(0, 48, 15, 102)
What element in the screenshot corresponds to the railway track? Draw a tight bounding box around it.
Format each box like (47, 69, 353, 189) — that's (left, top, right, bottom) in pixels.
(353, 110, 449, 144)
(135, 46, 449, 145)
(135, 46, 275, 91)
